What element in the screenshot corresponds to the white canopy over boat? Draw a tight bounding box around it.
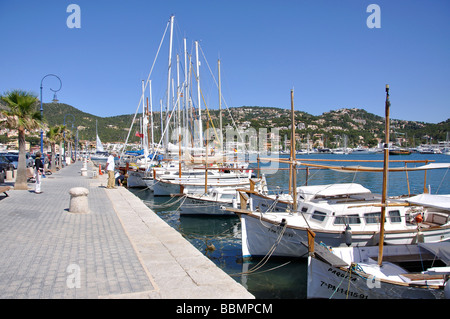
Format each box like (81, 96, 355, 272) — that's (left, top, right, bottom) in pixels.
(296, 183, 372, 201)
(419, 242, 450, 265)
(403, 194, 450, 211)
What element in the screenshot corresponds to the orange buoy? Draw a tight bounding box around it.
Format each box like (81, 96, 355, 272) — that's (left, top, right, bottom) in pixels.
(415, 214, 423, 223)
(99, 164, 103, 175)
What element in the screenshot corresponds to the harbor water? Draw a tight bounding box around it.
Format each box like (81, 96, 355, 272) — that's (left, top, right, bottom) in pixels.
(129, 153, 450, 299)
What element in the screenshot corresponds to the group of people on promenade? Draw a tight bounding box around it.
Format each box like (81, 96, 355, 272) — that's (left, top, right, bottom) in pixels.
(31, 151, 125, 193)
(105, 152, 126, 188)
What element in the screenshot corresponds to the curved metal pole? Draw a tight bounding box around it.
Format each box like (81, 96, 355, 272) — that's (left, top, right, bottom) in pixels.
(40, 74, 62, 154)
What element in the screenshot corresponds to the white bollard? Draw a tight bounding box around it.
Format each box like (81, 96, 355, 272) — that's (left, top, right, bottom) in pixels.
(80, 158, 88, 176)
(68, 187, 90, 214)
(6, 170, 13, 182)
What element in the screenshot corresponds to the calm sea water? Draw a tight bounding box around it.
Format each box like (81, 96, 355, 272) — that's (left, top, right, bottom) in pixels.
(129, 153, 450, 299)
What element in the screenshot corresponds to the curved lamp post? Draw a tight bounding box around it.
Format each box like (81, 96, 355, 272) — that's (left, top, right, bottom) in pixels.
(40, 74, 62, 154)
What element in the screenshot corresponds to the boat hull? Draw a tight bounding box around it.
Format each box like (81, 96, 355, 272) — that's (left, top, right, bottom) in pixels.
(153, 179, 251, 196)
(126, 170, 148, 188)
(180, 197, 234, 216)
(307, 256, 445, 299)
(240, 213, 450, 258)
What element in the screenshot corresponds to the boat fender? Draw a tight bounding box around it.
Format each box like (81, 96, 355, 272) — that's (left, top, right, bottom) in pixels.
(280, 218, 287, 228)
(444, 277, 450, 299)
(416, 229, 424, 243)
(344, 224, 352, 247)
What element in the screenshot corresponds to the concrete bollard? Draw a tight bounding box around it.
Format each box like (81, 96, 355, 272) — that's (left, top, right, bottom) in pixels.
(6, 170, 13, 182)
(80, 158, 88, 176)
(68, 187, 90, 214)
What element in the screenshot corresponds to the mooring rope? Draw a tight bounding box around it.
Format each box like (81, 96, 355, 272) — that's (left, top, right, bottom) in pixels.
(230, 220, 288, 276)
(143, 194, 187, 208)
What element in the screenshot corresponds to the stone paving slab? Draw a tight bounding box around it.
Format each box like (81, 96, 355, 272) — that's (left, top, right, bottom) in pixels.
(0, 160, 253, 299)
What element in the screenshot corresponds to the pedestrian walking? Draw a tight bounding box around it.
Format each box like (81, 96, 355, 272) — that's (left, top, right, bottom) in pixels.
(34, 152, 44, 194)
(106, 152, 117, 189)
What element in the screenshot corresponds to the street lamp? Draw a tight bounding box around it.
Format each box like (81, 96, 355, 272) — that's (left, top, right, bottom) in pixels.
(40, 74, 62, 154)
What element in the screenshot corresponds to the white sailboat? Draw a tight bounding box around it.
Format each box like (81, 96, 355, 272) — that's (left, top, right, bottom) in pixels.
(123, 16, 253, 194)
(90, 120, 109, 164)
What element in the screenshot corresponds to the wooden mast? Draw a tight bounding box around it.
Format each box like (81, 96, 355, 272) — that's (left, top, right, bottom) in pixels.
(378, 84, 390, 266)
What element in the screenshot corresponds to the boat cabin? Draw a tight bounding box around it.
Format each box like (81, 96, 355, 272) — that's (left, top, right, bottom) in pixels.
(295, 184, 450, 231)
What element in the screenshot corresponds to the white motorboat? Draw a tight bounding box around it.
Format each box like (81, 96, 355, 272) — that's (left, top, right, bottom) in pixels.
(232, 185, 450, 258)
(179, 187, 239, 216)
(152, 167, 254, 196)
(179, 177, 268, 216)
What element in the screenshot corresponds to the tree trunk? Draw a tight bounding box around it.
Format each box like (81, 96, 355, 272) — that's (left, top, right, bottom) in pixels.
(59, 141, 63, 168)
(14, 129, 28, 190)
(51, 143, 56, 173)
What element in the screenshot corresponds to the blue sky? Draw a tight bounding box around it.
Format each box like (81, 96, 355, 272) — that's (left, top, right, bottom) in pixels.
(1, 0, 449, 123)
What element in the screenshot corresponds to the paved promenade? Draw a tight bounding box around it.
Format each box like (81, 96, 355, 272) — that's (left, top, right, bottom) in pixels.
(0, 161, 254, 299)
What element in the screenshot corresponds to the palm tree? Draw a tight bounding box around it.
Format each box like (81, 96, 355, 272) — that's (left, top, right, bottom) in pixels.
(45, 125, 61, 173)
(57, 125, 67, 169)
(0, 90, 42, 190)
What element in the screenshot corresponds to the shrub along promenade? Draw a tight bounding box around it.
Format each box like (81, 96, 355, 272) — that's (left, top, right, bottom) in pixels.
(0, 160, 254, 299)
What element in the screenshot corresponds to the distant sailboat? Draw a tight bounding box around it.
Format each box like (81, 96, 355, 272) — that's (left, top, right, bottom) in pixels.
(91, 120, 109, 164)
(96, 135, 104, 153)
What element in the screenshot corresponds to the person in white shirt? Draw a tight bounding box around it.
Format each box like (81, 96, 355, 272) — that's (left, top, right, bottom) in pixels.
(105, 152, 117, 189)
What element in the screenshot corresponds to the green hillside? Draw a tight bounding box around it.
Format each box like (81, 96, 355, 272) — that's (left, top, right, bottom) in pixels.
(1, 100, 449, 148)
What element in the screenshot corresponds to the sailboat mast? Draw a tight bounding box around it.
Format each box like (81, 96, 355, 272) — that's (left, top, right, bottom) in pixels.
(165, 15, 174, 152)
(141, 80, 148, 161)
(195, 41, 203, 148)
(218, 59, 223, 152)
(149, 80, 154, 153)
(177, 54, 181, 137)
(290, 89, 297, 211)
(183, 38, 189, 150)
(378, 84, 390, 266)
(160, 99, 163, 151)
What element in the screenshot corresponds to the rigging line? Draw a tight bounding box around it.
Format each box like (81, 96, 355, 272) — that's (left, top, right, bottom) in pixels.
(198, 44, 244, 145)
(121, 20, 170, 157)
(435, 166, 449, 194)
(148, 84, 184, 164)
(188, 59, 220, 145)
